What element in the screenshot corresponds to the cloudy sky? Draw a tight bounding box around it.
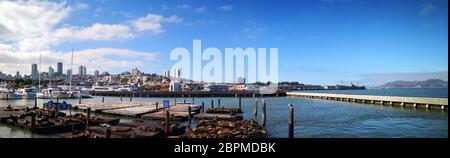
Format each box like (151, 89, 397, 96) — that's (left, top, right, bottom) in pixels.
(0, 0, 448, 85)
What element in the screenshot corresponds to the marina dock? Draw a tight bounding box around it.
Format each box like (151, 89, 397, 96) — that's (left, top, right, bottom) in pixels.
(287, 92, 448, 110)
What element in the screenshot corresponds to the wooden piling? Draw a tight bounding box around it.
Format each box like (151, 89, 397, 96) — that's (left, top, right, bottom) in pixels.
(211, 100, 214, 108)
(120, 96, 123, 102)
(156, 102, 159, 112)
(239, 96, 242, 110)
(79, 97, 82, 104)
(218, 99, 221, 107)
(262, 99, 267, 128)
(288, 104, 294, 138)
(188, 106, 192, 125)
(130, 95, 132, 102)
(86, 107, 91, 131)
(31, 112, 36, 132)
(202, 102, 205, 113)
(165, 110, 170, 135)
(104, 127, 111, 138)
(253, 99, 258, 120)
(102, 97, 105, 103)
(34, 97, 37, 108)
(192, 98, 195, 105)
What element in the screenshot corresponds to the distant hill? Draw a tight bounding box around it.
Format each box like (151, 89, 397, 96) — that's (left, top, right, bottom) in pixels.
(380, 79, 448, 88)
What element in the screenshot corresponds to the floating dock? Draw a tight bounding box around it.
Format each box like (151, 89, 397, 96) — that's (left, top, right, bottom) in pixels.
(287, 92, 448, 110)
(74, 102, 144, 113)
(0, 106, 28, 122)
(102, 102, 163, 117)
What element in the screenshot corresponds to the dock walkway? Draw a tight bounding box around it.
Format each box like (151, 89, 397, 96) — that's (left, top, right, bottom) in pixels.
(287, 92, 448, 110)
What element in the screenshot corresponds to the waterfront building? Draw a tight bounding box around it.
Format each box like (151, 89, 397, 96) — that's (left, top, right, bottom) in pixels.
(206, 84, 229, 92)
(94, 70, 99, 79)
(236, 77, 246, 84)
(57, 62, 63, 75)
(48, 67, 54, 78)
(79, 66, 83, 76)
(169, 81, 181, 92)
(31, 63, 38, 80)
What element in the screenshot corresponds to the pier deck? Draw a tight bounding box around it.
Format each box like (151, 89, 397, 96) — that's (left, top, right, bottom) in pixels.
(287, 92, 448, 110)
(102, 102, 163, 117)
(74, 102, 144, 113)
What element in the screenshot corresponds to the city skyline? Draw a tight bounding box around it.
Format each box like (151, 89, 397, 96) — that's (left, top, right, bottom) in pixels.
(0, 0, 448, 86)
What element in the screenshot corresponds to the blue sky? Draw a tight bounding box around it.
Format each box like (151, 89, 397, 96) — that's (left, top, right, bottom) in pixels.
(0, 0, 448, 85)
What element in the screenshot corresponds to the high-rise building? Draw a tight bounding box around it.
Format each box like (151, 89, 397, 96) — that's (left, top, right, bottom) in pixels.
(31, 63, 38, 80)
(79, 66, 83, 76)
(57, 62, 63, 75)
(16, 71, 20, 79)
(67, 69, 72, 79)
(49, 67, 54, 77)
(83, 66, 87, 76)
(94, 70, 99, 78)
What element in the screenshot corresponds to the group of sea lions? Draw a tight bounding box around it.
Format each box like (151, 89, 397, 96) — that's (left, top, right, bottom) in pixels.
(206, 107, 243, 114)
(188, 119, 266, 138)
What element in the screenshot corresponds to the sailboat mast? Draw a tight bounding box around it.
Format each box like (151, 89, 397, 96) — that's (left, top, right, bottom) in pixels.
(38, 54, 41, 91)
(70, 48, 73, 94)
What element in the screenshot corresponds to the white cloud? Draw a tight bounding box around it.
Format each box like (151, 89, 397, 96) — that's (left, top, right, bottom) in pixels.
(0, 43, 13, 52)
(0, 0, 70, 41)
(419, 3, 436, 16)
(218, 5, 233, 11)
(177, 4, 191, 9)
(0, 1, 182, 52)
(54, 23, 134, 41)
(74, 2, 89, 10)
(132, 14, 182, 34)
(0, 1, 179, 75)
(196, 7, 206, 13)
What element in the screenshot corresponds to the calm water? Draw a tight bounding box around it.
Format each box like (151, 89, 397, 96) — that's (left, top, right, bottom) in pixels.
(0, 88, 448, 138)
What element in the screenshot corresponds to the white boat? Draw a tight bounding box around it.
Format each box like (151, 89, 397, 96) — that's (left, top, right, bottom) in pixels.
(16, 87, 37, 99)
(92, 85, 114, 92)
(37, 87, 72, 99)
(0, 84, 21, 100)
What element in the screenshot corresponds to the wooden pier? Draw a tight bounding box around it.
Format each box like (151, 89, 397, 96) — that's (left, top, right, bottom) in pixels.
(287, 92, 448, 110)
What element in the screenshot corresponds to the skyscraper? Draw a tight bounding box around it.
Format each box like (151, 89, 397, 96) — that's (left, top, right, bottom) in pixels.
(57, 62, 63, 75)
(49, 67, 54, 77)
(79, 66, 83, 76)
(31, 63, 38, 80)
(16, 71, 20, 79)
(94, 70, 99, 79)
(83, 66, 87, 76)
(67, 69, 72, 79)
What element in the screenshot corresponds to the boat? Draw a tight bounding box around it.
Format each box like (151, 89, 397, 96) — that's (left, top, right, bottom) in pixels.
(0, 84, 21, 100)
(16, 86, 37, 99)
(36, 86, 72, 99)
